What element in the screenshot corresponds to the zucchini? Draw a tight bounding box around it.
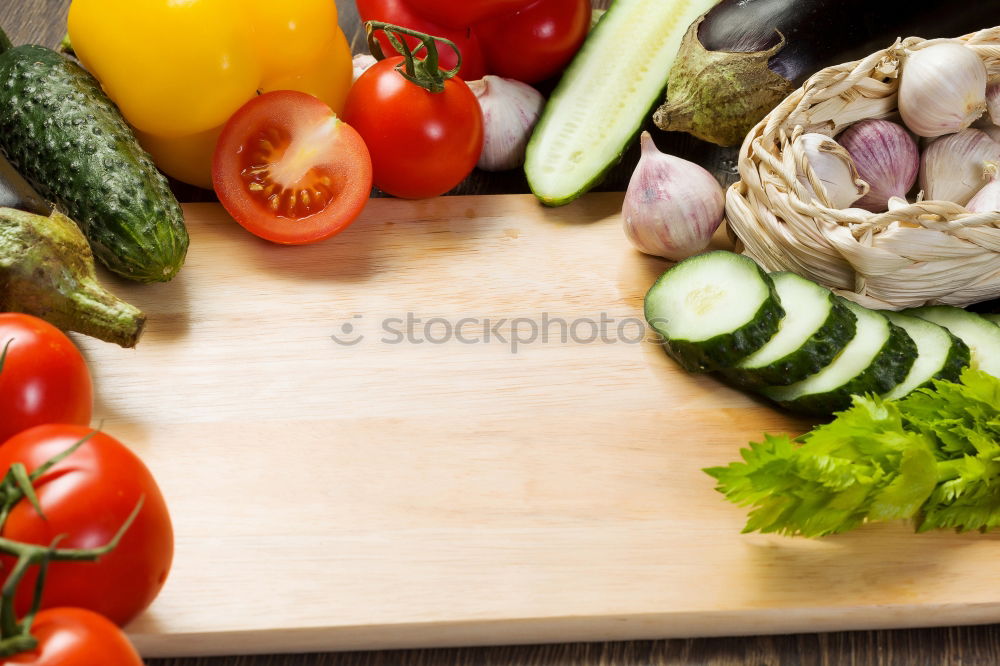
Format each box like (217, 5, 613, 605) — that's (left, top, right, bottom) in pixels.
(524, 0, 720, 206)
(0, 45, 188, 282)
(764, 301, 916, 416)
(882, 312, 970, 401)
(906, 306, 1000, 378)
(645, 251, 784, 373)
(724, 272, 856, 387)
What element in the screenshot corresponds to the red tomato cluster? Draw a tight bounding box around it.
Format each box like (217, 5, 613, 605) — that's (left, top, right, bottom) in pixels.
(0, 313, 172, 663)
(210, 4, 589, 245)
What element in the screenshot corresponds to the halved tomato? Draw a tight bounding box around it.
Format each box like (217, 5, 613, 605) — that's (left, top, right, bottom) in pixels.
(212, 90, 373, 245)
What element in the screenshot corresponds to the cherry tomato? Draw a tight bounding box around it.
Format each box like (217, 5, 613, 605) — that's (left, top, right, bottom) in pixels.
(0, 425, 173, 627)
(479, 0, 591, 83)
(342, 57, 484, 199)
(356, 0, 589, 83)
(0, 314, 92, 445)
(408, 0, 533, 28)
(3, 608, 143, 665)
(212, 90, 373, 245)
(356, 0, 488, 80)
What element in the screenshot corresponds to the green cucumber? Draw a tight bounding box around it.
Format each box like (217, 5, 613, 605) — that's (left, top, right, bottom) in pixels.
(524, 0, 720, 206)
(724, 272, 856, 387)
(645, 251, 784, 372)
(0, 27, 11, 56)
(984, 313, 1000, 327)
(882, 312, 970, 401)
(0, 45, 188, 282)
(764, 301, 917, 416)
(905, 306, 1000, 378)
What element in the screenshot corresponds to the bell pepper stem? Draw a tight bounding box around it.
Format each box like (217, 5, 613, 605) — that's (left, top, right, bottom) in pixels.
(365, 21, 462, 94)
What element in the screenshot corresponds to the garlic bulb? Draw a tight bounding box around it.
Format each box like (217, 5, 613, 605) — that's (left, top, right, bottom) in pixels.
(899, 43, 987, 137)
(352, 54, 377, 82)
(987, 82, 1000, 127)
(468, 76, 544, 172)
(966, 163, 1000, 213)
(793, 133, 867, 209)
(919, 128, 1000, 205)
(622, 132, 724, 260)
(837, 119, 918, 212)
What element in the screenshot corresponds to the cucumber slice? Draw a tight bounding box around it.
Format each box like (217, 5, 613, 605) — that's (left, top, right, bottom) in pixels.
(764, 301, 916, 416)
(524, 0, 720, 206)
(645, 251, 784, 373)
(905, 306, 1000, 378)
(983, 313, 1000, 327)
(882, 312, 971, 401)
(724, 272, 856, 387)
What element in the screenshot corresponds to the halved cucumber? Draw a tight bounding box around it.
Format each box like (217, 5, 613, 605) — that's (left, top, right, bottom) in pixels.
(644, 251, 784, 373)
(724, 272, 856, 387)
(524, 0, 720, 206)
(905, 306, 1000, 378)
(882, 312, 970, 401)
(764, 301, 916, 416)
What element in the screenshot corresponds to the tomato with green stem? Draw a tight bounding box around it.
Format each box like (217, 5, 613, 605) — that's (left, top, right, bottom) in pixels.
(342, 22, 483, 199)
(0, 425, 173, 627)
(0, 314, 92, 445)
(1, 608, 143, 664)
(213, 90, 372, 245)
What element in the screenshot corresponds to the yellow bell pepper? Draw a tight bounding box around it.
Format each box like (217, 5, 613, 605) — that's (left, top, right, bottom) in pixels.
(67, 0, 354, 189)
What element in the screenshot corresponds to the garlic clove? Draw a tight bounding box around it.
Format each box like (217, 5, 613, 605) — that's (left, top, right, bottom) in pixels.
(837, 119, 918, 213)
(966, 162, 1000, 213)
(469, 75, 544, 172)
(352, 54, 377, 83)
(793, 133, 867, 209)
(987, 81, 1000, 128)
(899, 43, 987, 138)
(919, 128, 1000, 205)
(622, 132, 725, 261)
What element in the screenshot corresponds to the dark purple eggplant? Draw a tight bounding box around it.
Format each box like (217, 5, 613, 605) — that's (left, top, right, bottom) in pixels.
(653, 0, 998, 146)
(0, 153, 50, 216)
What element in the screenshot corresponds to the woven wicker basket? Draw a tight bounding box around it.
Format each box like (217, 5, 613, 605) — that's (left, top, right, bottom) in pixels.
(726, 28, 1000, 309)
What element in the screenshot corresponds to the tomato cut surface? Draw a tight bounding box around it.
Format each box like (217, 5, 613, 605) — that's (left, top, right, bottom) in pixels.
(212, 90, 372, 245)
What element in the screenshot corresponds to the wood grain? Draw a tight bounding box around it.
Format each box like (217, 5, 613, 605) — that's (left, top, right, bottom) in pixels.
(71, 195, 1000, 660)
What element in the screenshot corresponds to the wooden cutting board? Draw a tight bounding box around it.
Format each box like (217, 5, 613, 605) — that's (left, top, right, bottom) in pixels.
(75, 193, 1000, 658)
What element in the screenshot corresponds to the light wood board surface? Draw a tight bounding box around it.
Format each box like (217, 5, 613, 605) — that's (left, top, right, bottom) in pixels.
(76, 194, 1000, 658)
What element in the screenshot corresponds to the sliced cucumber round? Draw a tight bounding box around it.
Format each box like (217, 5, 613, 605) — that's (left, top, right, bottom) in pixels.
(524, 0, 721, 206)
(724, 272, 857, 388)
(644, 251, 784, 373)
(882, 312, 971, 401)
(905, 306, 1000, 378)
(764, 301, 916, 416)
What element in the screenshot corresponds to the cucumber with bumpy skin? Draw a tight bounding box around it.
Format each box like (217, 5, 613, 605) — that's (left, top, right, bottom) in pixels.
(764, 301, 916, 415)
(524, 0, 721, 206)
(645, 251, 784, 373)
(0, 45, 188, 282)
(882, 312, 970, 401)
(906, 306, 1000, 378)
(724, 272, 856, 387)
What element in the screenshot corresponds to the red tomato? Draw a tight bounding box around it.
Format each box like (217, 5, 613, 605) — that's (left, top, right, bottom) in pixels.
(479, 0, 592, 83)
(407, 0, 533, 29)
(356, 0, 589, 83)
(0, 314, 92, 444)
(212, 90, 373, 245)
(356, 0, 488, 81)
(342, 57, 484, 199)
(0, 425, 174, 627)
(3, 608, 143, 665)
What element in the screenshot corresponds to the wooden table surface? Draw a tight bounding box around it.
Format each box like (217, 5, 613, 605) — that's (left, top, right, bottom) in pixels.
(4, 1, 1000, 664)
